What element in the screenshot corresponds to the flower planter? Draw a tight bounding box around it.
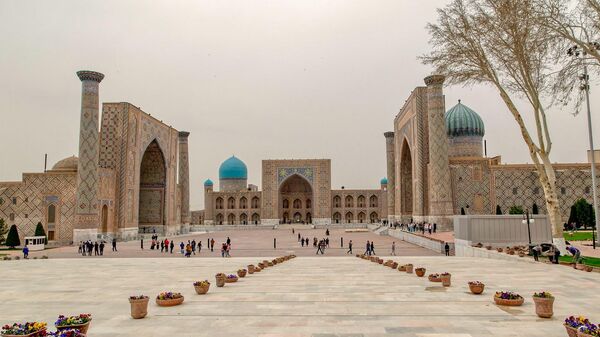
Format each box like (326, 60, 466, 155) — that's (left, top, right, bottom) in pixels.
(391, 262, 399, 269)
(415, 268, 426, 277)
(485, 246, 492, 250)
(268, 262, 274, 267)
(272, 259, 278, 265)
(255, 266, 262, 272)
(225, 275, 238, 283)
(248, 265, 255, 274)
(194, 284, 210, 295)
(405, 264, 413, 273)
(440, 274, 451, 287)
(493, 296, 523, 306)
(428, 274, 441, 282)
(532, 296, 554, 318)
(577, 332, 597, 337)
(564, 325, 578, 337)
(237, 269, 247, 278)
(258, 262, 266, 269)
(496, 248, 503, 253)
(398, 265, 406, 272)
(129, 297, 149, 319)
(155, 297, 184, 307)
(468, 283, 485, 295)
(216, 274, 226, 287)
(377, 258, 383, 264)
(518, 252, 525, 257)
(1, 330, 46, 337)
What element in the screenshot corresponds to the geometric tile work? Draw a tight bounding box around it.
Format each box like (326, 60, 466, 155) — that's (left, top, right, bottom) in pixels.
(0, 172, 77, 243)
(493, 165, 600, 221)
(75, 77, 102, 224)
(450, 160, 492, 214)
(178, 132, 190, 224)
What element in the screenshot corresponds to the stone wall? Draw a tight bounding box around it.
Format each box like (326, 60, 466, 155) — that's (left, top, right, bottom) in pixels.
(454, 215, 552, 246)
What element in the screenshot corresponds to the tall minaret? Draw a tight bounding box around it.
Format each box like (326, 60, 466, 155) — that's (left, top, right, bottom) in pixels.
(384, 131, 396, 222)
(424, 75, 454, 230)
(74, 70, 104, 242)
(178, 131, 191, 225)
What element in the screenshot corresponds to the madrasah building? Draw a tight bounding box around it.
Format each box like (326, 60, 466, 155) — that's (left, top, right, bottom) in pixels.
(1, 72, 598, 246)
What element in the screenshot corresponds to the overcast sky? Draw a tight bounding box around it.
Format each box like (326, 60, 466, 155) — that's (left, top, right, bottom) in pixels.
(1, 0, 598, 210)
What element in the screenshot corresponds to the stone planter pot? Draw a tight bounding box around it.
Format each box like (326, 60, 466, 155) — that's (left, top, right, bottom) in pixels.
(258, 262, 266, 269)
(564, 325, 578, 337)
(237, 269, 247, 278)
(428, 275, 441, 282)
(248, 265, 255, 274)
(254, 266, 262, 272)
(496, 248, 503, 253)
(415, 268, 426, 277)
(398, 265, 406, 272)
(441, 274, 451, 287)
(532, 296, 554, 318)
(577, 332, 596, 337)
(129, 297, 149, 319)
(268, 261, 274, 267)
(391, 262, 398, 269)
(518, 252, 525, 257)
(405, 264, 413, 273)
(272, 259, 278, 265)
(468, 283, 485, 295)
(155, 297, 184, 307)
(194, 284, 210, 295)
(225, 276, 238, 283)
(485, 246, 492, 250)
(216, 274, 226, 287)
(493, 296, 524, 306)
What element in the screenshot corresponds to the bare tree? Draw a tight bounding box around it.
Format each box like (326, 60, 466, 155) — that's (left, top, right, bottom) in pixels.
(422, 0, 566, 245)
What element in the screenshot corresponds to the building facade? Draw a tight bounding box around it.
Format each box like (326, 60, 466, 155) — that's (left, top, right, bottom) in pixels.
(197, 157, 387, 225)
(0, 71, 191, 245)
(386, 74, 600, 230)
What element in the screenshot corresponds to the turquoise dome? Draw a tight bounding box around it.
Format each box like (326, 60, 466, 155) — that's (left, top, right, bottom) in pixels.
(380, 177, 388, 185)
(445, 100, 485, 137)
(204, 179, 213, 186)
(219, 156, 248, 180)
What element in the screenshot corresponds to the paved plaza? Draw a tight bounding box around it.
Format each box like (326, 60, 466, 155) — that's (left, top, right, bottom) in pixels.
(21, 229, 440, 258)
(1, 256, 598, 337)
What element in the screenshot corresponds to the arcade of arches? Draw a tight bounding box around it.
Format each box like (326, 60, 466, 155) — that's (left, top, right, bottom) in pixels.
(279, 174, 312, 224)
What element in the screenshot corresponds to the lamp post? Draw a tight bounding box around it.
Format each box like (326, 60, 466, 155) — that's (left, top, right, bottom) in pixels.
(568, 43, 599, 250)
(522, 210, 535, 255)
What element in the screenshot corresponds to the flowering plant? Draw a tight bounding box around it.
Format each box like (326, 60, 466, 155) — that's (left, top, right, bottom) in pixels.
(415, 267, 425, 271)
(46, 329, 85, 337)
(216, 273, 226, 277)
(441, 272, 451, 276)
(193, 280, 210, 287)
(237, 269, 246, 273)
(156, 292, 182, 300)
(565, 316, 590, 329)
(1, 322, 47, 335)
(494, 291, 522, 300)
(54, 314, 91, 327)
(129, 295, 148, 300)
(578, 323, 599, 336)
(533, 291, 553, 298)
(227, 274, 237, 279)
(468, 281, 484, 285)
(429, 273, 440, 277)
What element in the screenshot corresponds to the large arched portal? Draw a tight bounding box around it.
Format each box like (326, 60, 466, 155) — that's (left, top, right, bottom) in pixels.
(138, 140, 167, 233)
(400, 139, 413, 216)
(279, 174, 313, 224)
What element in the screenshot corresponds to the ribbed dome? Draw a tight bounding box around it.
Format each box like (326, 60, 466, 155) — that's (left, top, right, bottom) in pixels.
(445, 101, 485, 137)
(219, 156, 248, 180)
(51, 156, 78, 171)
(204, 179, 214, 186)
(380, 177, 388, 185)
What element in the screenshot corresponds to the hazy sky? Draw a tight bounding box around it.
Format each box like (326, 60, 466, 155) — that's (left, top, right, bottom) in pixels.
(1, 0, 598, 210)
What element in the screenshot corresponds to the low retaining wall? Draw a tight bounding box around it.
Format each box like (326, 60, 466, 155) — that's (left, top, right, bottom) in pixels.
(455, 239, 536, 264)
(387, 229, 453, 254)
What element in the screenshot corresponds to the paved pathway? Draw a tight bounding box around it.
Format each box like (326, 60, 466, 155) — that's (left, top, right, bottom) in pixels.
(0, 256, 597, 336)
(23, 228, 438, 259)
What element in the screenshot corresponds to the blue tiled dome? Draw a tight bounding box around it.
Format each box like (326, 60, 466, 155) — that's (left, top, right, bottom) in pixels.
(219, 156, 248, 180)
(204, 179, 214, 187)
(445, 100, 485, 137)
(380, 177, 388, 185)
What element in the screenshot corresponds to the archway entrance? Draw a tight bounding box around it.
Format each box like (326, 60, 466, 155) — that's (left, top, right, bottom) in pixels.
(279, 174, 313, 224)
(138, 140, 167, 233)
(400, 140, 413, 216)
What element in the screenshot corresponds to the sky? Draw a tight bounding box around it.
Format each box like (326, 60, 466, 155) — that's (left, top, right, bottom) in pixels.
(0, 0, 598, 211)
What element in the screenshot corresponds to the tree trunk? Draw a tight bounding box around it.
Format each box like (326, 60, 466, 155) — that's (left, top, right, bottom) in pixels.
(539, 153, 563, 238)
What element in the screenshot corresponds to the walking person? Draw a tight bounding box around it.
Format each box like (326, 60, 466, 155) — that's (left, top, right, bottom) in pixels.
(22, 245, 29, 259)
(365, 240, 371, 256)
(210, 238, 215, 252)
(347, 240, 353, 254)
(141, 238, 144, 250)
(370, 241, 376, 256)
(170, 240, 174, 254)
(180, 242, 185, 254)
(444, 242, 450, 256)
(94, 241, 99, 256)
(191, 240, 196, 255)
(112, 238, 117, 252)
(391, 241, 396, 256)
(99, 241, 105, 256)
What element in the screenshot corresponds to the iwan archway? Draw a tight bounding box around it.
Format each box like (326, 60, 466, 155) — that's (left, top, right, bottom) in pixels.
(278, 174, 313, 224)
(138, 139, 167, 233)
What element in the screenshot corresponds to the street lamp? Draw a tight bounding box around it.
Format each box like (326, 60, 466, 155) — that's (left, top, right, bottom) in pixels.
(522, 210, 535, 246)
(568, 42, 600, 249)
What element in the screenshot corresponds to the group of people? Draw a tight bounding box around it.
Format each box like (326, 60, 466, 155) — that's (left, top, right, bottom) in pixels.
(143, 235, 227, 257)
(77, 240, 106, 256)
(395, 222, 437, 235)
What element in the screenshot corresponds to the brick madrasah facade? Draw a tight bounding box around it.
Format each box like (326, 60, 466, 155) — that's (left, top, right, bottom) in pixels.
(0, 72, 598, 245)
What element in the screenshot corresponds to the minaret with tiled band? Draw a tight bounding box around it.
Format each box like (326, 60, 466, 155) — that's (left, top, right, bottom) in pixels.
(178, 131, 191, 225)
(424, 74, 454, 230)
(384, 131, 396, 222)
(74, 70, 104, 242)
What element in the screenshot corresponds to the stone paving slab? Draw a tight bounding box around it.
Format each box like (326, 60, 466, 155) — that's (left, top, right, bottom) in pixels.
(0, 256, 598, 336)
